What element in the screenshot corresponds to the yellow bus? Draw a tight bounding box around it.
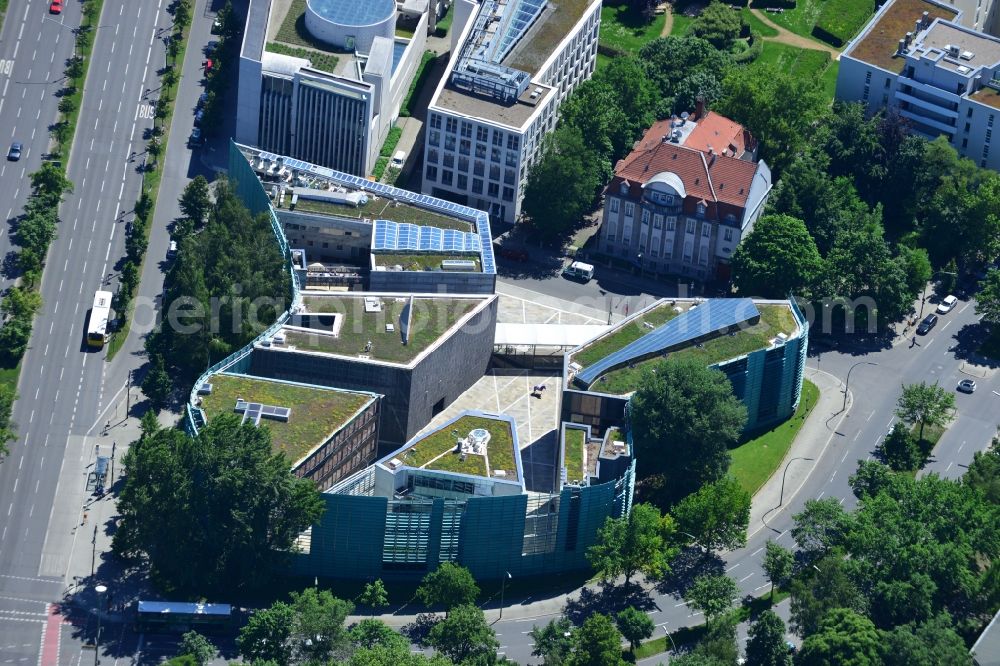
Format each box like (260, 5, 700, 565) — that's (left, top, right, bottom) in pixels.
(87, 290, 113, 348)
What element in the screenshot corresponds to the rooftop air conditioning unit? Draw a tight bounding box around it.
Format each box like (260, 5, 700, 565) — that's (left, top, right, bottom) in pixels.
(961, 50, 974, 60)
(493, 470, 507, 477)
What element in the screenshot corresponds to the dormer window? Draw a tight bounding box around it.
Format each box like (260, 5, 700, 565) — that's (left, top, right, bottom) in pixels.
(619, 181, 629, 195)
(696, 203, 706, 217)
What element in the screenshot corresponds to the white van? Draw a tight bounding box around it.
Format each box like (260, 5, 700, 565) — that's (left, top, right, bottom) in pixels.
(562, 261, 595, 282)
(391, 150, 406, 168)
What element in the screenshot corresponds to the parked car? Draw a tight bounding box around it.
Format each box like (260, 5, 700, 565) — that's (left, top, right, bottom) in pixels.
(194, 109, 204, 125)
(188, 127, 203, 147)
(49, 0, 62, 13)
(198, 92, 208, 108)
(211, 16, 223, 33)
(937, 294, 958, 314)
(204, 40, 219, 56)
(7, 142, 21, 161)
(390, 150, 406, 168)
(203, 59, 214, 74)
(916, 313, 938, 335)
(957, 379, 977, 394)
(167, 240, 178, 259)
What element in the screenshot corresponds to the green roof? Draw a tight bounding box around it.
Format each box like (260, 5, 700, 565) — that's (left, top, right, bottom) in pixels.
(373, 253, 482, 272)
(504, 0, 596, 75)
(199, 374, 372, 463)
(571, 302, 683, 368)
(398, 416, 518, 480)
(291, 196, 473, 231)
(287, 296, 480, 364)
(563, 427, 585, 484)
(579, 304, 799, 395)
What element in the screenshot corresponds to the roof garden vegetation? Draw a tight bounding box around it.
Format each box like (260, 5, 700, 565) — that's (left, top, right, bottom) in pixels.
(585, 304, 798, 395)
(292, 196, 473, 231)
(274, 0, 346, 54)
(572, 302, 683, 368)
(505, 0, 596, 74)
(400, 416, 518, 479)
(564, 427, 585, 481)
(374, 253, 482, 272)
(846, 0, 956, 72)
(286, 296, 479, 363)
(199, 374, 371, 463)
(266, 42, 340, 73)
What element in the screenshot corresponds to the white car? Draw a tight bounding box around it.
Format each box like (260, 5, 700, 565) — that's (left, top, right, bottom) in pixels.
(937, 294, 958, 314)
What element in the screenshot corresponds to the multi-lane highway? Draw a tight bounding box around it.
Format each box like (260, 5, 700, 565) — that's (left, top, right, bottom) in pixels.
(489, 292, 999, 665)
(0, 0, 169, 661)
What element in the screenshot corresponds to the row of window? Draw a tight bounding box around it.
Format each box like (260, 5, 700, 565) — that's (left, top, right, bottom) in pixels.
(424, 165, 515, 200)
(426, 150, 519, 183)
(605, 240, 712, 267)
(428, 115, 521, 152)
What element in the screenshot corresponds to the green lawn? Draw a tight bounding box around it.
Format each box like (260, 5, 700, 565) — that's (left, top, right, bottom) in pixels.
(395, 25, 416, 38)
(266, 42, 339, 73)
(200, 374, 371, 463)
(374, 253, 482, 272)
(291, 296, 478, 364)
(748, 41, 832, 80)
(292, 196, 472, 231)
(599, 2, 666, 53)
(729, 380, 820, 495)
(0, 361, 21, 394)
(742, 8, 779, 37)
(821, 59, 840, 99)
(590, 304, 799, 395)
(670, 12, 694, 36)
(572, 302, 682, 368)
(564, 427, 586, 481)
(813, 0, 874, 46)
(765, 0, 826, 39)
(401, 416, 517, 479)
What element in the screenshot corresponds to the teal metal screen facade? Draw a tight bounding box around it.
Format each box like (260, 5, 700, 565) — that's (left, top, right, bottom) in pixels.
(291, 461, 636, 582)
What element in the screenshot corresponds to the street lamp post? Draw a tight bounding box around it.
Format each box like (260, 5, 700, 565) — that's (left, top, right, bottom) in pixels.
(918, 270, 959, 320)
(663, 625, 678, 653)
(93, 584, 107, 666)
(498, 571, 511, 620)
(843, 361, 878, 412)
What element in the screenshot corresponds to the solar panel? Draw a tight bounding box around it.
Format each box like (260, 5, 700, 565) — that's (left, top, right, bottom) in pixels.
(576, 299, 761, 388)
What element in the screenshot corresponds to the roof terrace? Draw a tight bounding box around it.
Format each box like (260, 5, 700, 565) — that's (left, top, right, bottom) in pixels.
(291, 192, 474, 231)
(393, 415, 519, 480)
(571, 301, 799, 395)
(198, 373, 373, 463)
(278, 295, 484, 364)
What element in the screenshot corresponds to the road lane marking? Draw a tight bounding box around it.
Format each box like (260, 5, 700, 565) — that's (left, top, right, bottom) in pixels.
(942, 320, 952, 332)
(751, 547, 763, 556)
(739, 573, 753, 583)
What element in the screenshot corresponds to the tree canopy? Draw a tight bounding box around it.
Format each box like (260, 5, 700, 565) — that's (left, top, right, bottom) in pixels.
(566, 613, 626, 666)
(685, 573, 739, 621)
(731, 214, 824, 298)
(672, 477, 750, 554)
(426, 604, 499, 665)
(797, 608, 882, 666)
(416, 562, 480, 612)
(113, 415, 325, 594)
(587, 503, 676, 582)
(745, 610, 791, 666)
(629, 358, 747, 504)
(895, 381, 956, 442)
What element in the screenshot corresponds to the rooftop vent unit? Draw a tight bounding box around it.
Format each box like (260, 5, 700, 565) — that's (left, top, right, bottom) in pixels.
(680, 111, 690, 124)
(386, 458, 403, 470)
(958, 65, 971, 74)
(961, 50, 974, 60)
(947, 44, 960, 57)
(493, 469, 507, 477)
(670, 129, 682, 142)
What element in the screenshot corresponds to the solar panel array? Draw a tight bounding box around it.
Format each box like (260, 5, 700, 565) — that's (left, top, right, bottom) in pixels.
(496, 0, 547, 62)
(372, 220, 482, 253)
(576, 298, 761, 388)
(251, 147, 496, 274)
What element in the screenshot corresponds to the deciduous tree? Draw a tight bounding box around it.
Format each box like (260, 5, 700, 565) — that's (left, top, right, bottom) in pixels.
(731, 214, 823, 298)
(745, 610, 791, 666)
(179, 175, 211, 226)
(177, 631, 215, 666)
(426, 604, 499, 665)
(797, 608, 881, 666)
(630, 358, 747, 504)
(416, 562, 479, 613)
(761, 541, 793, 600)
(587, 503, 675, 582)
(895, 381, 956, 442)
(791, 497, 849, 560)
(616, 607, 654, 654)
(685, 574, 739, 621)
(566, 613, 626, 666)
(529, 616, 574, 666)
(672, 477, 751, 554)
(349, 619, 407, 651)
(879, 424, 923, 472)
(238, 602, 295, 665)
(359, 579, 389, 616)
(690, 0, 742, 49)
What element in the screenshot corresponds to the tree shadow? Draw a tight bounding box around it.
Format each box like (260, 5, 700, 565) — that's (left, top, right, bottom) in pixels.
(401, 613, 440, 646)
(655, 547, 726, 598)
(563, 580, 657, 625)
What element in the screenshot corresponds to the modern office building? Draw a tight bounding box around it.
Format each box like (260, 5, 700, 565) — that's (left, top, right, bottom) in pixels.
(289, 411, 636, 582)
(236, 0, 427, 176)
(597, 110, 772, 282)
(191, 370, 382, 491)
(421, 0, 602, 224)
(561, 297, 809, 434)
(238, 143, 498, 295)
(837, 0, 1000, 170)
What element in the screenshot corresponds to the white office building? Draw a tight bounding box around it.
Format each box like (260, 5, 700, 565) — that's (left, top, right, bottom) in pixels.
(421, 0, 601, 224)
(236, 0, 429, 176)
(837, 0, 1000, 170)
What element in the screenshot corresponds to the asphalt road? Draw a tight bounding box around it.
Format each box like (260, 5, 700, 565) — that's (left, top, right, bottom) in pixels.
(0, 0, 169, 661)
(490, 293, 999, 665)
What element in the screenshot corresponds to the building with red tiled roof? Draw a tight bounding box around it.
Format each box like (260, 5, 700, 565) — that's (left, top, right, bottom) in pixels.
(597, 110, 772, 282)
